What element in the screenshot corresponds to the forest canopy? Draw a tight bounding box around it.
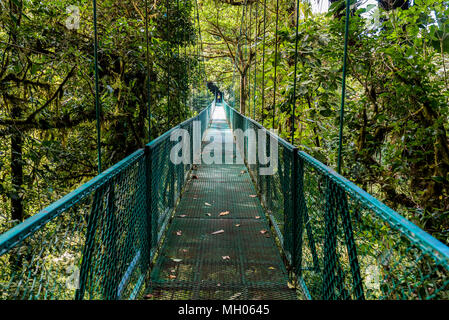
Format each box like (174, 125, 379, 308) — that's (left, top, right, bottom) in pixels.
(200, 0, 449, 244)
(0, 0, 448, 246)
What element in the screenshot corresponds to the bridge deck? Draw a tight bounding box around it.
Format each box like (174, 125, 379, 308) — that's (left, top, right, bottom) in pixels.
(148, 104, 297, 300)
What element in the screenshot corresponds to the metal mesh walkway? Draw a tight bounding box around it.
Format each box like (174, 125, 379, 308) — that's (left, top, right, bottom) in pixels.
(148, 104, 297, 300)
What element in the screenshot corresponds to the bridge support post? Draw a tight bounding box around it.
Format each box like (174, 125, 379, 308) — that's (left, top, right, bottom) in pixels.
(338, 185, 365, 300)
(291, 148, 300, 274)
(144, 146, 154, 254)
(266, 131, 272, 208)
(76, 187, 104, 300)
(102, 184, 118, 299)
(169, 156, 175, 209)
(294, 154, 306, 277)
(323, 178, 338, 300)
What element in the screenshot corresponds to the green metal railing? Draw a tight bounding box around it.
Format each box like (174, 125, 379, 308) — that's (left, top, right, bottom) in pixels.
(223, 101, 449, 300)
(0, 102, 214, 300)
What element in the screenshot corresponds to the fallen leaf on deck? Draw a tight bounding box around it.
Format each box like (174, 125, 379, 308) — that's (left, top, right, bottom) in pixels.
(235, 224, 241, 227)
(182, 249, 188, 253)
(217, 283, 221, 287)
(255, 216, 260, 219)
(144, 294, 154, 299)
(169, 275, 177, 280)
(176, 230, 182, 236)
(171, 269, 176, 273)
(249, 195, 257, 198)
(205, 202, 212, 206)
(268, 267, 275, 270)
(219, 211, 230, 216)
(287, 281, 296, 289)
(211, 229, 225, 235)
(179, 215, 187, 218)
(240, 170, 246, 174)
(260, 230, 268, 235)
(222, 256, 230, 260)
(229, 292, 242, 300)
(206, 213, 211, 216)
(172, 258, 182, 263)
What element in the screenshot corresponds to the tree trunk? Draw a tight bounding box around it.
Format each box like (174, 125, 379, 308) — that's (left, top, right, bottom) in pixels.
(10, 106, 24, 223)
(9, 0, 24, 224)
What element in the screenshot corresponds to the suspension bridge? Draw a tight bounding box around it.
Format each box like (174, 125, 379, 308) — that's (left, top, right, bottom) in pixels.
(1, 100, 449, 300)
(1, 0, 449, 300)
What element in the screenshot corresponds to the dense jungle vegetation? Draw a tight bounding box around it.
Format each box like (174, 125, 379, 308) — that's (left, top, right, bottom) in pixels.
(0, 0, 448, 247)
(200, 0, 449, 244)
(0, 0, 210, 235)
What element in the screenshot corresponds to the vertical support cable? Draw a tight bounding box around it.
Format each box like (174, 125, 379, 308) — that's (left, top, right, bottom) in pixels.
(93, 0, 102, 173)
(290, 0, 301, 145)
(291, 148, 300, 273)
(261, 0, 267, 126)
(252, 0, 259, 120)
(248, 3, 253, 118)
(144, 145, 153, 263)
(235, 1, 247, 112)
(183, 0, 188, 109)
(176, 0, 180, 110)
(166, 0, 172, 125)
(144, 0, 152, 141)
(245, 2, 250, 116)
(194, 0, 205, 85)
(337, 0, 350, 174)
(271, 0, 279, 129)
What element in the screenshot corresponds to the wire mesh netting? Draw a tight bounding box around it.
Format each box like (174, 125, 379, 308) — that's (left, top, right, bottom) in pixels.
(223, 101, 449, 300)
(298, 152, 449, 300)
(0, 103, 213, 300)
(0, 150, 149, 300)
(148, 104, 297, 300)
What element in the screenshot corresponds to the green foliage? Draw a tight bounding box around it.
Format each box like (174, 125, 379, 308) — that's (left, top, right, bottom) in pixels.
(0, 0, 209, 234)
(201, 0, 449, 244)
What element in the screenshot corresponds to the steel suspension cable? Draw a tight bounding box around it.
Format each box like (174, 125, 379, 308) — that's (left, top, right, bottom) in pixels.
(248, 3, 252, 117)
(337, 0, 350, 174)
(166, 0, 172, 125)
(271, 0, 279, 129)
(260, 0, 267, 126)
(232, 2, 245, 108)
(183, 0, 188, 108)
(245, 2, 250, 116)
(194, 0, 205, 87)
(192, 0, 199, 106)
(144, 0, 152, 141)
(230, 4, 236, 107)
(290, 0, 301, 145)
(92, 0, 101, 173)
(234, 0, 247, 112)
(252, 0, 259, 120)
(176, 0, 180, 107)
